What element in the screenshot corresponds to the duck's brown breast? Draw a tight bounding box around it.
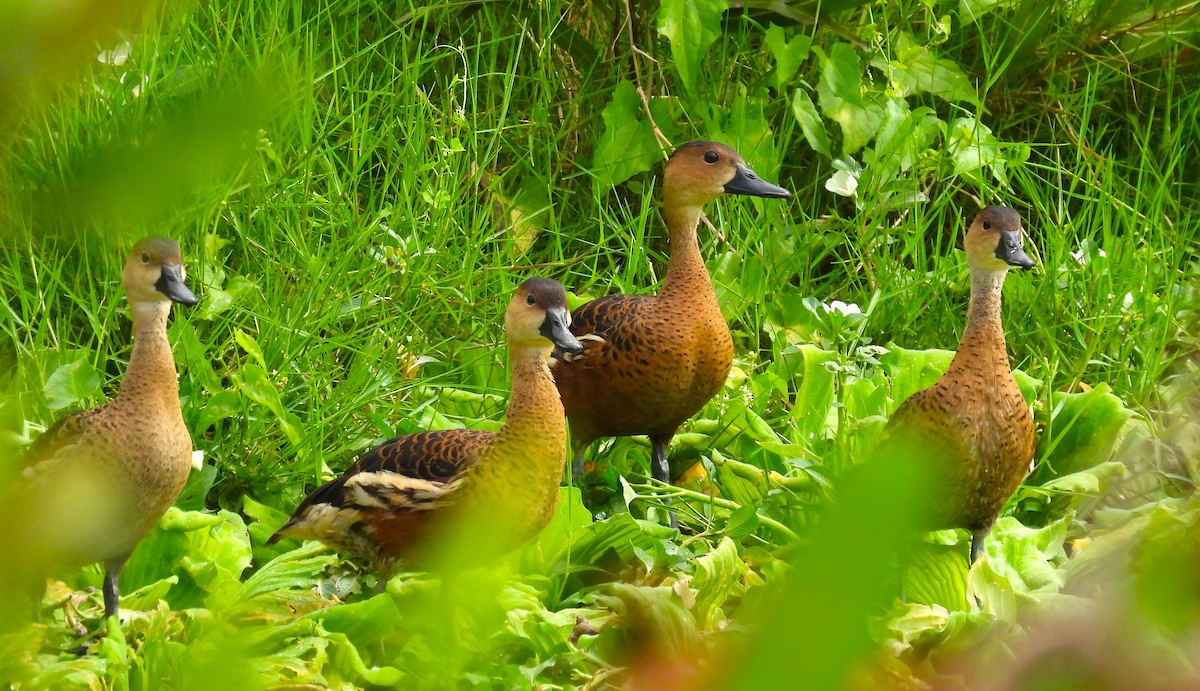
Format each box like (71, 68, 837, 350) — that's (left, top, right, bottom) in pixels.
(554, 292, 733, 445)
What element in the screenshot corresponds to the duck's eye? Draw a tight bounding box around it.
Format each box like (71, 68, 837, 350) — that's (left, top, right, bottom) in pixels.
(704, 151, 719, 164)
(140, 251, 151, 264)
(982, 219, 992, 230)
(526, 294, 537, 306)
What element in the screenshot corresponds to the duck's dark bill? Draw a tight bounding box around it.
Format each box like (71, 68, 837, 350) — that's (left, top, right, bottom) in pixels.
(156, 264, 199, 305)
(540, 307, 583, 354)
(996, 230, 1036, 270)
(724, 162, 791, 199)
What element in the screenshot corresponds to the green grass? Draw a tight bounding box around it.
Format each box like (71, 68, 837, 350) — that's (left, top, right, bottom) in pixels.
(0, 0, 1198, 687)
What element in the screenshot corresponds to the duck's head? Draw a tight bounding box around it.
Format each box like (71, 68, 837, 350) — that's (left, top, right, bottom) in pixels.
(965, 206, 1037, 272)
(506, 278, 584, 355)
(122, 237, 199, 306)
(663, 140, 791, 208)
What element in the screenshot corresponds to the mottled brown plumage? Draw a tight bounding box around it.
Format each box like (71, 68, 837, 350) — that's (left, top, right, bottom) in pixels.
(553, 141, 791, 489)
(13, 237, 198, 619)
(271, 278, 584, 576)
(879, 206, 1037, 563)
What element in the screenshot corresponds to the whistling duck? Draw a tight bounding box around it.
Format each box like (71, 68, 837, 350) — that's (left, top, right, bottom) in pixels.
(270, 278, 584, 576)
(553, 140, 790, 489)
(17, 237, 198, 619)
(879, 206, 1037, 564)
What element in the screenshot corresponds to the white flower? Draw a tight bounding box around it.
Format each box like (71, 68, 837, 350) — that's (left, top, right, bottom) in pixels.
(824, 300, 861, 316)
(97, 41, 132, 66)
(825, 170, 858, 197)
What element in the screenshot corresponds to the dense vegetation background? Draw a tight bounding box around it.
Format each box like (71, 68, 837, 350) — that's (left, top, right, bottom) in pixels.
(0, 0, 1197, 687)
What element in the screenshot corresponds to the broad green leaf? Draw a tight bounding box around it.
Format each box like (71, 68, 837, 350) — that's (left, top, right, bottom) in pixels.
(867, 101, 942, 182)
(1039, 460, 1125, 496)
(886, 604, 997, 664)
(968, 549, 1019, 621)
(507, 174, 552, 256)
(691, 537, 745, 628)
(566, 512, 664, 566)
(231, 541, 333, 609)
(763, 25, 811, 91)
(975, 515, 1068, 603)
(765, 26, 812, 91)
(592, 81, 661, 189)
(306, 593, 401, 647)
(524, 486, 593, 569)
(124, 507, 252, 609)
(1029, 383, 1136, 483)
(1013, 461, 1126, 526)
(171, 321, 222, 394)
(871, 32, 980, 106)
(99, 616, 131, 687)
(841, 377, 888, 433)
(946, 116, 1027, 184)
(194, 388, 243, 435)
(820, 43, 864, 108)
(243, 494, 291, 538)
(188, 509, 254, 606)
(815, 44, 892, 153)
(197, 275, 255, 320)
(724, 400, 777, 443)
(903, 543, 970, 612)
(821, 90, 887, 155)
(234, 328, 267, 370)
(724, 503, 761, 541)
(880, 346, 954, 407)
(655, 0, 726, 98)
(120, 576, 178, 611)
(710, 90, 778, 170)
(43, 356, 102, 410)
(776, 343, 838, 443)
(1014, 369, 1041, 406)
(713, 449, 767, 506)
(790, 89, 831, 158)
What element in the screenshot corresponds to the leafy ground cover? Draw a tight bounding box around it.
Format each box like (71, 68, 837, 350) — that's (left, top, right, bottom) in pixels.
(0, 0, 1198, 688)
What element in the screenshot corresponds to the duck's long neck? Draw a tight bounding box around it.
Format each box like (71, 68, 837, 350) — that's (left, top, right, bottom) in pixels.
(659, 202, 714, 303)
(492, 346, 566, 468)
(947, 267, 1011, 376)
(116, 301, 181, 412)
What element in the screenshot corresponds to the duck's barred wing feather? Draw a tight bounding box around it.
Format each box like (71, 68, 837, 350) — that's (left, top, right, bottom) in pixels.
(270, 429, 493, 542)
(20, 408, 105, 478)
